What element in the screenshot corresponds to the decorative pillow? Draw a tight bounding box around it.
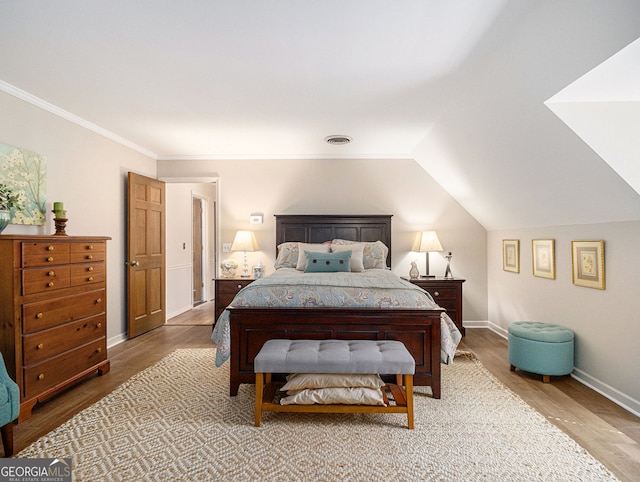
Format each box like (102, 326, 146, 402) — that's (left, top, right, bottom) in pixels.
(331, 239, 389, 269)
(330, 243, 365, 272)
(280, 373, 385, 391)
(296, 243, 330, 270)
(280, 387, 386, 406)
(274, 242, 299, 269)
(304, 250, 351, 273)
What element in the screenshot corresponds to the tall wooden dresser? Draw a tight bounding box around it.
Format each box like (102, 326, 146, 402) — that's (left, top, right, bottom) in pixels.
(0, 235, 111, 421)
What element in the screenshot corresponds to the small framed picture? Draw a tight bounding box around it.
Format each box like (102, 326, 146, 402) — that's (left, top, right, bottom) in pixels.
(502, 239, 520, 273)
(572, 240, 605, 289)
(253, 266, 264, 279)
(532, 239, 555, 279)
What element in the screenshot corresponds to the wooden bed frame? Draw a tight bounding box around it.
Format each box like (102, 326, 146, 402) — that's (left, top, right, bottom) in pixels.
(228, 214, 443, 398)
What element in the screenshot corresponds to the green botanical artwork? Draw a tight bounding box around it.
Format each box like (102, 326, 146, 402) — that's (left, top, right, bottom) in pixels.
(0, 143, 47, 225)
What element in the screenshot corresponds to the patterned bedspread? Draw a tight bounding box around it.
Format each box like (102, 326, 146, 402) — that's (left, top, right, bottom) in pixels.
(211, 268, 462, 367)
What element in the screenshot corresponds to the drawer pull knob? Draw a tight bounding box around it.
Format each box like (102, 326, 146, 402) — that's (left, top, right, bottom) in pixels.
(434, 291, 439, 296)
(37, 343, 44, 350)
(88, 266, 94, 272)
(88, 245, 94, 250)
(97, 322, 102, 328)
(96, 298, 102, 304)
(48, 271, 55, 277)
(86, 254, 93, 260)
(36, 312, 43, 319)
(237, 284, 242, 289)
(47, 245, 54, 251)
(37, 373, 45, 380)
(47, 256, 54, 262)
(95, 347, 102, 353)
(47, 281, 54, 287)
(88, 276, 94, 282)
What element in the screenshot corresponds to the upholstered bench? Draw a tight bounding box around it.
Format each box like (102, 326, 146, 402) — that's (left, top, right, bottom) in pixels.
(254, 339, 416, 429)
(508, 321, 574, 383)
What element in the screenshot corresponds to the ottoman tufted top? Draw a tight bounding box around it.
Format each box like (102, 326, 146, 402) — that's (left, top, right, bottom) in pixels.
(509, 321, 574, 343)
(254, 339, 415, 375)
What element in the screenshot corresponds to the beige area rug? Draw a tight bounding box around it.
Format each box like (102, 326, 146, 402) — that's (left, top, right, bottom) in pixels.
(17, 349, 618, 481)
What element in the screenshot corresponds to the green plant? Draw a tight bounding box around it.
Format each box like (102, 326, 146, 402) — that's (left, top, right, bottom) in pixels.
(0, 183, 22, 211)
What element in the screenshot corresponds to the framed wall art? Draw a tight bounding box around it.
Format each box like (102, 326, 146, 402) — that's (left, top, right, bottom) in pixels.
(0, 142, 47, 225)
(532, 239, 555, 279)
(571, 240, 605, 290)
(502, 239, 520, 273)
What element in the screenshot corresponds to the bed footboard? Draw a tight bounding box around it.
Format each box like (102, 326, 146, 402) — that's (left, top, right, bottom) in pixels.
(228, 307, 442, 398)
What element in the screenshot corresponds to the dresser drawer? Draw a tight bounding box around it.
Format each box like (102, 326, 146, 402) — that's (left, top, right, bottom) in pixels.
(23, 337, 107, 400)
(22, 266, 71, 295)
(22, 242, 70, 267)
(70, 262, 105, 286)
(70, 242, 106, 263)
(22, 289, 106, 333)
(218, 279, 253, 294)
(23, 314, 106, 365)
(423, 285, 458, 301)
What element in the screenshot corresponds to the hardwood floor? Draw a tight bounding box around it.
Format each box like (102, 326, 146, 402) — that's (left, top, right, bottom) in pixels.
(165, 301, 215, 325)
(7, 326, 640, 481)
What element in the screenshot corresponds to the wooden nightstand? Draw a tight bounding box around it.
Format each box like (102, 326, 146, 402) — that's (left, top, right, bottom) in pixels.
(214, 278, 254, 323)
(403, 277, 466, 336)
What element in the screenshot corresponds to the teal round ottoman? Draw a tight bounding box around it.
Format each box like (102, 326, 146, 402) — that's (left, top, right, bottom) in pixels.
(508, 321, 574, 383)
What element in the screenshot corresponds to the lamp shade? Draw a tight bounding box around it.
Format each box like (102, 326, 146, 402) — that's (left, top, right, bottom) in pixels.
(231, 230, 259, 252)
(413, 231, 443, 252)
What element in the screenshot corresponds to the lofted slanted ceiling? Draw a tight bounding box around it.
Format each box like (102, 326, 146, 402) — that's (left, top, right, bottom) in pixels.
(1, 0, 639, 230)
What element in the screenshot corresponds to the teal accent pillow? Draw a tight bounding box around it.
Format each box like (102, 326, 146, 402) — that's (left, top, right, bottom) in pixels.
(304, 250, 352, 273)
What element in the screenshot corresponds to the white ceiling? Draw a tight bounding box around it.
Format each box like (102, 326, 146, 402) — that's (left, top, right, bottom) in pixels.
(0, 0, 507, 159)
(1, 0, 640, 229)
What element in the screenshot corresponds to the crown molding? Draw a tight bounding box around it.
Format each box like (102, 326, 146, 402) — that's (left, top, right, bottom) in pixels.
(0, 80, 157, 159)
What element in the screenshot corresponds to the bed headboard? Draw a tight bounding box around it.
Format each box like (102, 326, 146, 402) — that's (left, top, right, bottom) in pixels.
(275, 214, 393, 267)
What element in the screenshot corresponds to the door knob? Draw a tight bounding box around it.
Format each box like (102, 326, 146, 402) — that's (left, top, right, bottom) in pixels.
(126, 261, 140, 267)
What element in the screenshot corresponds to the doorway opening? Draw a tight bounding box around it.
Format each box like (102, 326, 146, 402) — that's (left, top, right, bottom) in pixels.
(163, 178, 218, 325)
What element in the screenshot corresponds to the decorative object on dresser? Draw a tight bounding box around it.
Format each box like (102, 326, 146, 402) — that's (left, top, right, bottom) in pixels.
(0, 235, 111, 421)
(403, 276, 465, 336)
(230, 230, 259, 277)
(412, 230, 443, 278)
(0, 182, 23, 234)
(444, 251, 453, 278)
(214, 277, 254, 323)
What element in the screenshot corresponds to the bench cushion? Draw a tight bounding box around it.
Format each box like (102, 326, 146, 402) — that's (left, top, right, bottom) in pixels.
(508, 321, 574, 343)
(254, 339, 415, 375)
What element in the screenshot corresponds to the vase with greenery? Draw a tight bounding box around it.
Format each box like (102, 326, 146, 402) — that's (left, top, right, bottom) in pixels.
(0, 183, 22, 234)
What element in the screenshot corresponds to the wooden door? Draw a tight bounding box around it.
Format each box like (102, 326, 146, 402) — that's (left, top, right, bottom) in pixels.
(127, 172, 166, 338)
(192, 197, 203, 304)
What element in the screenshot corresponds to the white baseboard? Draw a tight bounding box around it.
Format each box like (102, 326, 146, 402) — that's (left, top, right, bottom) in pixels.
(466, 322, 640, 417)
(107, 333, 127, 349)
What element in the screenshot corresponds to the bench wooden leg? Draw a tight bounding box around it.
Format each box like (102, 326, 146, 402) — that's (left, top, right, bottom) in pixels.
(405, 374, 414, 430)
(255, 372, 264, 427)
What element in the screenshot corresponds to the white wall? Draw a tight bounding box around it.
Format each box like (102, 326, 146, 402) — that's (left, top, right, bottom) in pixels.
(0, 91, 156, 346)
(165, 182, 217, 319)
(157, 157, 488, 322)
(488, 222, 640, 415)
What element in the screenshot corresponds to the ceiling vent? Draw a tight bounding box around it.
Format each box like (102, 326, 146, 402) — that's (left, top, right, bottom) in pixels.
(325, 135, 352, 145)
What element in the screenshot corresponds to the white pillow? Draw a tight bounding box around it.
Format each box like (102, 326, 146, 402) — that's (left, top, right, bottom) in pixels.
(280, 387, 386, 406)
(280, 373, 385, 391)
(330, 243, 365, 272)
(296, 243, 330, 270)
